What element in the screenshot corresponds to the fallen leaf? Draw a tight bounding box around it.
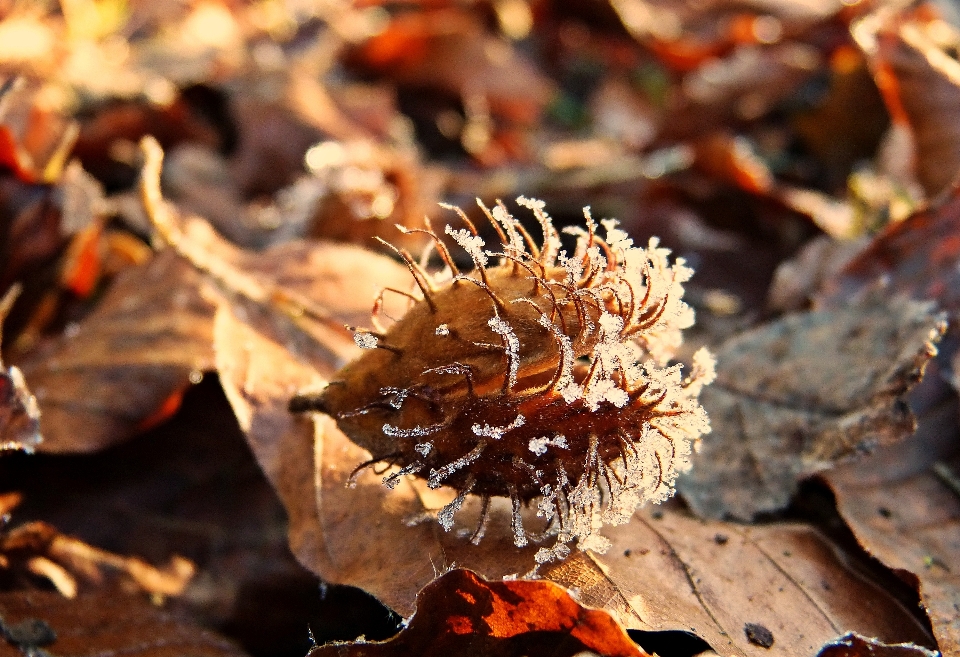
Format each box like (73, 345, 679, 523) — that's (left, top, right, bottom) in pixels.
(267, 409, 935, 655)
(817, 633, 939, 657)
(858, 14, 960, 196)
(0, 78, 77, 185)
(345, 9, 556, 127)
(816, 185, 960, 317)
(308, 568, 646, 657)
(0, 286, 40, 453)
(826, 454, 960, 654)
(676, 295, 944, 521)
(16, 249, 217, 453)
(542, 503, 934, 656)
(0, 590, 248, 657)
(0, 517, 195, 600)
(767, 235, 868, 312)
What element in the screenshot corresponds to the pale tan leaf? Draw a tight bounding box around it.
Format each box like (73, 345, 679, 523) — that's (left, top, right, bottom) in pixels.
(826, 455, 960, 654)
(543, 505, 934, 657)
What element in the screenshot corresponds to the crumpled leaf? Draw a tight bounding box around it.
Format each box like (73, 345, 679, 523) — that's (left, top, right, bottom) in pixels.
(17, 249, 217, 453)
(541, 504, 934, 656)
(0, 78, 77, 185)
(676, 295, 944, 521)
(817, 633, 939, 657)
(272, 409, 935, 654)
(0, 590, 248, 657)
(0, 515, 194, 600)
(309, 568, 646, 657)
(346, 9, 555, 127)
(825, 453, 960, 654)
(856, 13, 960, 197)
(816, 185, 960, 318)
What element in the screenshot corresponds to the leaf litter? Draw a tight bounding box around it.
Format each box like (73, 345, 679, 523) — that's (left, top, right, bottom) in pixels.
(3, 0, 960, 654)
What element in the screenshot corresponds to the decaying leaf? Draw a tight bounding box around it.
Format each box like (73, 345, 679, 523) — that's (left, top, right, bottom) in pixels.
(817, 185, 960, 318)
(676, 295, 944, 520)
(542, 504, 935, 657)
(0, 590, 248, 657)
(16, 249, 217, 453)
(0, 489, 194, 600)
(309, 568, 646, 657)
(826, 455, 960, 654)
(0, 78, 77, 185)
(856, 13, 960, 196)
(816, 633, 939, 657)
(0, 287, 40, 452)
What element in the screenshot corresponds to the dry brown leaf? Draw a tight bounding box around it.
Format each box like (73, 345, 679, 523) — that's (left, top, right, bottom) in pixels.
(17, 249, 217, 453)
(767, 235, 868, 313)
(676, 295, 943, 521)
(817, 633, 939, 657)
(345, 9, 556, 126)
(0, 288, 40, 453)
(0, 590, 248, 657)
(0, 516, 194, 600)
(543, 504, 935, 656)
(816, 185, 960, 318)
(826, 455, 960, 654)
(308, 568, 646, 657)
(265, 407, 934, 655)
(858, 15, 960, 197)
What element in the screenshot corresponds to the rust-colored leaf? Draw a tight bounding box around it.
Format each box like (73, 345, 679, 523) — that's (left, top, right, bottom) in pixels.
(0, 78, 77, 185)
(309, 568, 646, 657)
(0, 590, 248, 657)
(16, 250, 217, 453)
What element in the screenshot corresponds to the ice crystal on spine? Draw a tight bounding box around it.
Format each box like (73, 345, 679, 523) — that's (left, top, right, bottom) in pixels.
(298, 198, 713, 559)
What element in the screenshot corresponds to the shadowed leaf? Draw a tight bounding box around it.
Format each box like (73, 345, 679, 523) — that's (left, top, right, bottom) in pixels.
(0, 590, 248, 657)
(826, 453, 960, 654)
(816, 633, 939, 657)
(677, 295, 943, 520)
(17, 250, 217, 453)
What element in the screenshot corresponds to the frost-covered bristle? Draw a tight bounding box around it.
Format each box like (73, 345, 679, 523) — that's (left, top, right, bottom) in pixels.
(309, 197, 714, 561)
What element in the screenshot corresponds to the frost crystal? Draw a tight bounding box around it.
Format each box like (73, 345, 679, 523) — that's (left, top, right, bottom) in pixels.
(528, 435, 568, 456)
(472, 414, 525, 440)
(414, 442, 433, 456)
(438, 484, 471, 531)
(428, 441, 487, 489)
(487, 316, 520, 391)
(382, 423, 442, 438)
(354, 332, 378, 349)
(445, 224, 488, 268)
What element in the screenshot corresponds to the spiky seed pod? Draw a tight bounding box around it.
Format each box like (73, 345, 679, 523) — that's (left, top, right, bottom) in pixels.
(293, 197, 714, 562)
